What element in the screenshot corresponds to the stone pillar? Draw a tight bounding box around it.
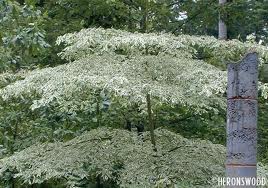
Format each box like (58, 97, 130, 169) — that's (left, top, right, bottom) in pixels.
(226, 52, 259, 187)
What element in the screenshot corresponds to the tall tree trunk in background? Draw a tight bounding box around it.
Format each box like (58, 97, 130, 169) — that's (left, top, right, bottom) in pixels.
(226, 53, 258, 184)
(219, 0, 227, 40)
(128, 5, 134, 31)
(140, 0, 148, 33)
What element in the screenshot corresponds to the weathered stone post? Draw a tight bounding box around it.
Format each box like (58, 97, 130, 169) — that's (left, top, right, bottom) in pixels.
(226, 52, 258, 186)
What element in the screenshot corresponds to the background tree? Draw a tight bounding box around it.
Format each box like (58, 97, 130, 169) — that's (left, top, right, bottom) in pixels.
(0, 0, 50, 72)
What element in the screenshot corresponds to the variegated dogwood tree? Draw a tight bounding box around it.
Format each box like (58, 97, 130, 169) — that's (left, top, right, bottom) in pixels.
(1, 28, 268, 146)
(0, 28, 268, 187)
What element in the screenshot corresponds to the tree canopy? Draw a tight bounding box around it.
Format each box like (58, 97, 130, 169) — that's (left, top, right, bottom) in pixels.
(1, 28, 268, 114)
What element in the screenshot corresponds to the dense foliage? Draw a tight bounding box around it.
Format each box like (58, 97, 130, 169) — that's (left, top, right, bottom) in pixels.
(0, 0, 49, 71)
(0, 128, 227, 187)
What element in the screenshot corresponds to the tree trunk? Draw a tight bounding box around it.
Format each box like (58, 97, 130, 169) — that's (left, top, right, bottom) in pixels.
(96, 175, 102, 188)
(219, 0, 227, 40)
(142, 4, 156, 150)
(226, 52, 258, 185)
(140, 0, 148, 33)
(96, 91, 102, 127)
(146, 93, 156, 151)
(10, 120, 18, 154)
(9, 122, 18, 188)
(128, 6, 134, 31)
